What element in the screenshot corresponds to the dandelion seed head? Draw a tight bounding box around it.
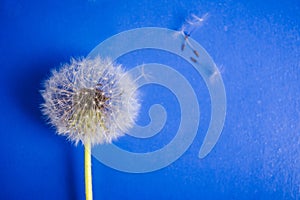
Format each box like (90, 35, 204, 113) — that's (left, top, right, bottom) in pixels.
(41, 56, 140, 146)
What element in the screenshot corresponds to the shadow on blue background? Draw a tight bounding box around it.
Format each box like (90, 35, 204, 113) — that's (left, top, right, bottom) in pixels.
(0, 0, 299, 199)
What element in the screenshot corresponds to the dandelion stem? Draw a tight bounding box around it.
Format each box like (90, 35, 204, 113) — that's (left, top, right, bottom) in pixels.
(85, 141, 93, 200)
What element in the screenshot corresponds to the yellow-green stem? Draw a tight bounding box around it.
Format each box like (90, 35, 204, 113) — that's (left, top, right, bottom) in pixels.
(85, 142, 93, 200)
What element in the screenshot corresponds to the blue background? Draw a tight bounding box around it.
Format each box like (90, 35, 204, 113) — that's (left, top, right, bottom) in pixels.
(0, 0, 299, 199)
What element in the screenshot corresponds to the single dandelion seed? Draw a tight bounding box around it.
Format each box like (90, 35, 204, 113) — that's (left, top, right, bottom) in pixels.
(40, 56, 140, 200)
(133, 64, 153, 84)
(193, 50, 199, 57)
(190, 57, 197, 63)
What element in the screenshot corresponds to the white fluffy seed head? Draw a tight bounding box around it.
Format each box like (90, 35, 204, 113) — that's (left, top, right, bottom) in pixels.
(41, 56, 140, 146)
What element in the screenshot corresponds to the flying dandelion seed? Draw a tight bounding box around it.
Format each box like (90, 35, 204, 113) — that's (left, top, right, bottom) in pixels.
(41, 56, 140, 146)
(178, 13, 209, 63)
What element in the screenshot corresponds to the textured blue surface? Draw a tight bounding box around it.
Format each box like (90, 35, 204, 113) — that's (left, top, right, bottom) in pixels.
(1, 0, 299, 199)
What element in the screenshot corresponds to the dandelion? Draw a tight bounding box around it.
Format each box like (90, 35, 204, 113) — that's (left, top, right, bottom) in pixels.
(41, 56, 140, 146)
(41, 56, 140, 200)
